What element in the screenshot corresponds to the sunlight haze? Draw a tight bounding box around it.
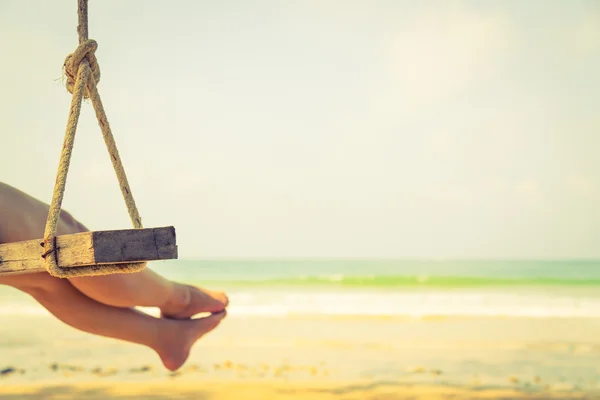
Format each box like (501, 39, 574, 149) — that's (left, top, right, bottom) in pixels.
(1, 0, 599, 259)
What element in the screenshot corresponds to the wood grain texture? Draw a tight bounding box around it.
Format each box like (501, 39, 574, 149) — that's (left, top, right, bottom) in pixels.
(0, 227, 177, 276)
(91, 227, 177, 265)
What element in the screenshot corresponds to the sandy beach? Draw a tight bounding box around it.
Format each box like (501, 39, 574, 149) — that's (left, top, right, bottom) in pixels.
(2, 311, 600, 399)
(3, 260, 600, 399)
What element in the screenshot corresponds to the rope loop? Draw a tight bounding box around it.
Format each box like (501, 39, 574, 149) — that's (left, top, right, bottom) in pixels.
(63, 39, 100, 98)
(42, 0, 146, 278)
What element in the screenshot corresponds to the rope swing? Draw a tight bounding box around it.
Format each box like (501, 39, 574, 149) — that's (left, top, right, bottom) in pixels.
(0, 0, 178, 278)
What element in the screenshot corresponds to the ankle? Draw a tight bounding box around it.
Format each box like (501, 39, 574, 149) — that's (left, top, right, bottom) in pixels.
(161, 283, 191, 317)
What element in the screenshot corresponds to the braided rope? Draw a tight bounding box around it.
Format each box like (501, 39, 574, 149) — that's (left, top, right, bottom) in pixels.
(42, 0, 146, 278)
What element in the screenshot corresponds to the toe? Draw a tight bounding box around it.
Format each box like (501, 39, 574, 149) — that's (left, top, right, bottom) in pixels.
(196, 287, 229, 313)
(162, 287, 229, 320)
(193, 310, 227, 336)
(211, 290, 229, 309)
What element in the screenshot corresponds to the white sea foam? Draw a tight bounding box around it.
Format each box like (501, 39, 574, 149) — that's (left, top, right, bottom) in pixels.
(224, 290, 600, 318)
(2, 290, 600, 318)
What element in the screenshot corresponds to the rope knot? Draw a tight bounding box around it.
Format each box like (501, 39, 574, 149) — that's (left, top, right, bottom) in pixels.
(63, 39, 101, 97)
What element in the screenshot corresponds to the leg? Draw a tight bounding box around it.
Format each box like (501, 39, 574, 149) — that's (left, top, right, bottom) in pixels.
(2, 272, 226, 371)
(0, 181, 228, 319)
(69, 269, 229, 319)
(0, 181, 230, 371)
(66, 225, 228, 318)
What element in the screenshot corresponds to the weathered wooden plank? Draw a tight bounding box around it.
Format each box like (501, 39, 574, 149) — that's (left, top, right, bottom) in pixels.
(92, 227, 177, 265)
(0, 227, 177, 276)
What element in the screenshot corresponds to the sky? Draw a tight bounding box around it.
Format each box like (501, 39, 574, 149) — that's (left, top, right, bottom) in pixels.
(0, 0, 599, 259)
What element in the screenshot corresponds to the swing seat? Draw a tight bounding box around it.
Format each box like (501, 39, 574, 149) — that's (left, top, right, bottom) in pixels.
(0, 226, 177, 276)
(1, 1, 181, 278)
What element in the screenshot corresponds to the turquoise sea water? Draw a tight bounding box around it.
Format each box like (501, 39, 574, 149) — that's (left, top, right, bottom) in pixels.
(149, 259, 600, 318)
(2, 259, 600, 318)
(152, 259, 600, 287)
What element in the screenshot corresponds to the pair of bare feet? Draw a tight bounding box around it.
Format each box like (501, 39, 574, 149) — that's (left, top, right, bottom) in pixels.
(155, 284, 229, 371)
(0, 181, 230, 372)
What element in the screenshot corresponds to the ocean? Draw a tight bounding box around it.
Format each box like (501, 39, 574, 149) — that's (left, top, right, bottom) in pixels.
(152, 259, 600, 318)
(2, 259, 600, 318)
(2, 259, 600, 319)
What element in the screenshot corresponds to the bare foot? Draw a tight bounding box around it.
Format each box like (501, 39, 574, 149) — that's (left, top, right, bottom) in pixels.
(156, 310, 227, 371)
(161, 284, 229, 320)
